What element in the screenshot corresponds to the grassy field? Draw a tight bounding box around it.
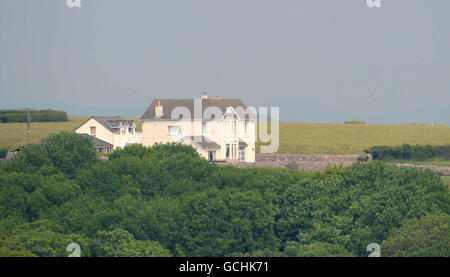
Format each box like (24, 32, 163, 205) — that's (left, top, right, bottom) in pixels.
(1, 118, 450, 156)
(0, 116, 143, 151)
(0, 116, 88, 150)
(257, 122, 450, 155)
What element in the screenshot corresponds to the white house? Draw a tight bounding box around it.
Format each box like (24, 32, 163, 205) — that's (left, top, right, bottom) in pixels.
(74, 116, 142, 152)
(140, 93, 256, 162)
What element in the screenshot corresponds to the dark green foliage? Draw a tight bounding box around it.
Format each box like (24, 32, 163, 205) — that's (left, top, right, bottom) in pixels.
(0, 248, 37, 257)
(0, 109, 68, 123)
(42, 132, 96, 176)
(135, 188, 279, 257)
(381, 214, 450, 257)
(93, 229, 171, 257)
(0, 149, 7, 159)
(284, 241, 355, 257)
(0, 135, 449, 257)
(365, 144, 450, 161)
(0, 132, 95, 176)
(0, 144, 51, 174)
(0, 220, 76, 257)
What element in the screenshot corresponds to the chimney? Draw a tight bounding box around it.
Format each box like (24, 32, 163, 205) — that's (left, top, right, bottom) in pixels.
(155, 99, 163, 117)
(202, 92, 208, 100)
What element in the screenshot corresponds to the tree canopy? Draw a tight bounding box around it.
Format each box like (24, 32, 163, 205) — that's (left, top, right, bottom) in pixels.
(0, 133, 448, 257)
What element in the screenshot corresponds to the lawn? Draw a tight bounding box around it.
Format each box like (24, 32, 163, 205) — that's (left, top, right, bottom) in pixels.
(257, 122, 450, 155)
(1, 119, 450, 157)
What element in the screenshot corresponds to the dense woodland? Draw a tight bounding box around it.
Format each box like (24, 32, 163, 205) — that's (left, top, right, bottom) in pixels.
(0, 132, 448, 257)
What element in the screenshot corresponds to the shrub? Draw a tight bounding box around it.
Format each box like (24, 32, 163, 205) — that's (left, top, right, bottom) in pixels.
(382, 214, 450, 257)
(344, 120, 366, 124)
(0, 149, 7, 159)
(365, 144, 450, 161)
(0, 109, 68, 123)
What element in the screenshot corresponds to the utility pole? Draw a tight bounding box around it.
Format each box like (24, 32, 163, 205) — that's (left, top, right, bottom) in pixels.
(26, 108, 31, 144)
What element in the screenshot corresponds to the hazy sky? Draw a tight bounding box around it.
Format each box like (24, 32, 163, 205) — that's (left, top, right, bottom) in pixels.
(0, 0, 449, 124)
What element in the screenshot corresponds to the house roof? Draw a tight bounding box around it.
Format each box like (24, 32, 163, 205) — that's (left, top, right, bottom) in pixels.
(178, 136, 221, 150)
(238, 139, 248, 147)
(79, 134, 113, 148)
(141, 98, 254, 121)
(75, 116, 136, 133)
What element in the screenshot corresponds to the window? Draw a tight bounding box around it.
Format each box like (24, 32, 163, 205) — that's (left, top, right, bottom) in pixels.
(168, 126, 180, 135)
(244, 120, 247, 135)
(225, 120, 234, 137)
(90, 126, 96, 135)
(202, 122, 207, 135)
(226, 144, 230, 159)
(128, 127, 133, 134)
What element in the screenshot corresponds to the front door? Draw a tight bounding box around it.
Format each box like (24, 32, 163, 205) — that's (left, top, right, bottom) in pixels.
(239, 147, 245, 162)
(208, 150, 216, 161)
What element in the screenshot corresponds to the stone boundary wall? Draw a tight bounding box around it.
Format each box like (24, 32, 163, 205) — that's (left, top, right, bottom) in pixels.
(227, 153, 370, 171)
(224, 154, 450, 175)
(394, 163, 450, 176)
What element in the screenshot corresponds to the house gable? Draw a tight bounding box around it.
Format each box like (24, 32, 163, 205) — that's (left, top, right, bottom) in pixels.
(74, 118, 114, 142)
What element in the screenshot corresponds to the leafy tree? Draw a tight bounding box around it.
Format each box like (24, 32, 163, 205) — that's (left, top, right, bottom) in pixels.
(0, 144, 50, 174)
(93, 229, 171, 257)
(136, 188, 279, 257)
(0, 248, 37, 257)
(381, 214, 450, 257)
(0, 137, 449, 257)
(42, 132, 96, 176)
(0, 220, 74, 257)
(284, 241, 355, 257)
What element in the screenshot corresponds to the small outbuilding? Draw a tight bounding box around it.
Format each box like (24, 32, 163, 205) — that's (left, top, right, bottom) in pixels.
(79, 134, 114, 154)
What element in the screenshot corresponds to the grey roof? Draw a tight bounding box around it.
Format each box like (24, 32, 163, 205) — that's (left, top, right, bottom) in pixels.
(89, 116, 135, 133)
(141, 98, 255, 121)
(79, 134, 113, 148)
(238, 139, 248, 147)
(179, 136, 220, 150)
